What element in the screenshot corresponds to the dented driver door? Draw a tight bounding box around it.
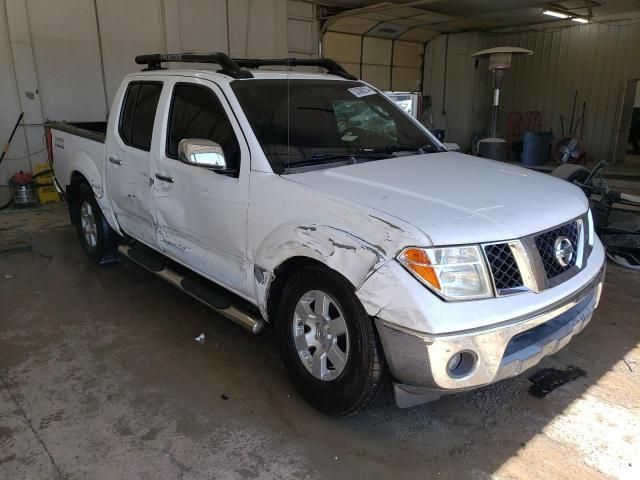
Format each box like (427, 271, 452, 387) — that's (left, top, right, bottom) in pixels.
(151, 78, 250, 296)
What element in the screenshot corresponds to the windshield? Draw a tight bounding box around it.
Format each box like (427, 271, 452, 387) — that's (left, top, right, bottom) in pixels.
(231, 79, 442, 173)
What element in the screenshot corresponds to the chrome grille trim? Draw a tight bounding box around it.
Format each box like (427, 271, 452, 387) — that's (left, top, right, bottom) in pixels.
(483, 215, 589, 297)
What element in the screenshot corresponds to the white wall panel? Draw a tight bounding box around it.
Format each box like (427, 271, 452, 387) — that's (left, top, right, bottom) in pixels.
(422, 32, 482, 149)
(322, 31, 360, 77)
(288, 0, 316, 58)
(392, 41, 422, 91)
(27, 0, 106, 121)
(94, 0, 164, 105)
(0, 0, 30, 183)
(362, 64, 390, 90)
(363, 37, 391, 65)
(323, 32, 360, 64)
(3, 0, 47, 183)
(175, 0, 228, 53)
(228, 0, 287, 58)
(324, 30, 423, 92)
(0, 0, 294, 181)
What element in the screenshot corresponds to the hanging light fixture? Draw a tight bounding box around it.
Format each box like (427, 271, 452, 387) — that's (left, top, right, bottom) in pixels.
(571, 16, 590, 23)
(543, 9, 570, 19)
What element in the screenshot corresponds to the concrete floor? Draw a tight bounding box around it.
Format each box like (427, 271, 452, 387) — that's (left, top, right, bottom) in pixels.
(1, 203, 639, 480)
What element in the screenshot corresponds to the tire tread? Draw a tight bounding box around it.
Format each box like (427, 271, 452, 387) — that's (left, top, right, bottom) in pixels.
(277, 265, 388, 416)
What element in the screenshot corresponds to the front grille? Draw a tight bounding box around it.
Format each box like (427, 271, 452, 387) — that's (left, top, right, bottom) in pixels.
(534, 221, 580, 279)
(484, 243, 523, 291)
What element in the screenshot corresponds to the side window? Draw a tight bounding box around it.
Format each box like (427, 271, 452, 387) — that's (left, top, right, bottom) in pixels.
(166, 83, 240, 169)
(118, 81, 162, 151)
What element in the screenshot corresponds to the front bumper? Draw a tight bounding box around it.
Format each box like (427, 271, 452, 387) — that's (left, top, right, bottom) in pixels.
(376, 264, 605, 407)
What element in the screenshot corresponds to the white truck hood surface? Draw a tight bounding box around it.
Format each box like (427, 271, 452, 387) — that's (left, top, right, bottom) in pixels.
(285, 152, 589, 246)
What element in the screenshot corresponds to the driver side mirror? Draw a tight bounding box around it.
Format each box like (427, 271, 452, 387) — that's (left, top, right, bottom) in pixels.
(178, 139, 226, 170)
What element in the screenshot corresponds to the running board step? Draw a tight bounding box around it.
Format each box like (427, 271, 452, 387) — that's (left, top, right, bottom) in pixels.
(118, 244, 265, 334)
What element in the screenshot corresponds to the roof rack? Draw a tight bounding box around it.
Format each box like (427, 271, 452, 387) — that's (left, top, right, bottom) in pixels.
(134, 53, 358, 81)
(134, 53, 253, 79)
(233, 58, 357, 80)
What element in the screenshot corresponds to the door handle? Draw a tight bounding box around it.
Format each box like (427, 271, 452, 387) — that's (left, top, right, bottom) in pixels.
(155, 173, 174, 183)
(108, 157, 122, 165)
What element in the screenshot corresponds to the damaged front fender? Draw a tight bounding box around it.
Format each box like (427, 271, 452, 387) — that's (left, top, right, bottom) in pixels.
(252, 223, 389, 319)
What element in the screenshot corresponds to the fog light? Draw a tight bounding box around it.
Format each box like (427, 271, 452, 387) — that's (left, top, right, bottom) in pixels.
(446, 350, 477, 378)
(447, 353, 462, 371)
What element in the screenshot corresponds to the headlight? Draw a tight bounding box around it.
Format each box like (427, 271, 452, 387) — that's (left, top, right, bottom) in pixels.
(587, 208, 595, 246)
(398, 246, 493, 300)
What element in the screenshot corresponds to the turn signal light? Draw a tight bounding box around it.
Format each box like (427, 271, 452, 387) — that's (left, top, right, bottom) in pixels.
(399, 248, 441, 290)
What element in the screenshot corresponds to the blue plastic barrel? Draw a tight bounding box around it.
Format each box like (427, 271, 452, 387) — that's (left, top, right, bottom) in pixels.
(522, 131, 553, 166)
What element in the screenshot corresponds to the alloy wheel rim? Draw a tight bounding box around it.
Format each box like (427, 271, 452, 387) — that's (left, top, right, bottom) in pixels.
(292, 289, 350, 381)
(80, 201, 98, 248)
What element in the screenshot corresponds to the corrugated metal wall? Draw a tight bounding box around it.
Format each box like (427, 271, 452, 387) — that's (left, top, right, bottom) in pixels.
(0, 0, 315, 183)
(323, 31, 424, 92)
(480, 23, 640, 162)
(422, 32, 482, 150)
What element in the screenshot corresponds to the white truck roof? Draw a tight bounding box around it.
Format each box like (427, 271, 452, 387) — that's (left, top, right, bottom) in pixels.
(127, 68, 355, 84)
(129, 53, 358, 85)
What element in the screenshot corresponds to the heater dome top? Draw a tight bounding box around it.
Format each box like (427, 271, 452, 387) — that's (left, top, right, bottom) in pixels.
(471, 47, 533, 70)
(471, 47, 533, 58)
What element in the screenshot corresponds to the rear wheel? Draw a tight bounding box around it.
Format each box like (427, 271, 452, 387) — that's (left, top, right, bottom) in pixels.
(277, 265, 387, 416)
(73, 182, 119, 264)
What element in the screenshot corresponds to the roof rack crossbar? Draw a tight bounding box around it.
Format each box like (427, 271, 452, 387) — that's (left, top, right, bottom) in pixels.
(134, 53, 253, 79)
(233, 58, 357, 80)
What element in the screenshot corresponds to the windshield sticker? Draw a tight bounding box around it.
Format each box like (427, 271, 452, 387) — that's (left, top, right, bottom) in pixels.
(348, 86, 376, 98)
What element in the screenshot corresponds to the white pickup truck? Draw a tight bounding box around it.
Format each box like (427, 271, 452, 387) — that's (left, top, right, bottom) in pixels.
(49, 53, 605, 415)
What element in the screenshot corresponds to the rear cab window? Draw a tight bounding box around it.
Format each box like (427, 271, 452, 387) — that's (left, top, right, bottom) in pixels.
(119, 81, 163, 151)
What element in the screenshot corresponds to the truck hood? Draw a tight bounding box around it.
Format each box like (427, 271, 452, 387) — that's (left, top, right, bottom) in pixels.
(285, 152, 589, 246)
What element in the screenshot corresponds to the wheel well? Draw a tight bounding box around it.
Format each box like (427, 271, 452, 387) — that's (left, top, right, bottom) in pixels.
(67, 171, 89, 225)
(265, 256, 355, 323)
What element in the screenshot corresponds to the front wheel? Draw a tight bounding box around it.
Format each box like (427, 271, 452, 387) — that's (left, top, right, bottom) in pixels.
(277, 265, 387, 416)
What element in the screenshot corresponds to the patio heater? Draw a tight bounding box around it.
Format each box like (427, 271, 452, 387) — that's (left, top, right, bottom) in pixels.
(471, 47, 533, 161)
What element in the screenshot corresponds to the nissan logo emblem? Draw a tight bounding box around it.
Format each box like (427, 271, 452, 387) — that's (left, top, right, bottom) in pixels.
(554, 236, 574, 267)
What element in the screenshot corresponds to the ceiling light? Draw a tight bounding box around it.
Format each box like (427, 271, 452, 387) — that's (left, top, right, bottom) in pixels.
(571, 17, 589, 23)
(543, 9, 570, 19)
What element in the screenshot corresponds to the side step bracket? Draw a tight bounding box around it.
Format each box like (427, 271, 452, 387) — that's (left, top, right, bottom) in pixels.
(118, 244, 265, 334)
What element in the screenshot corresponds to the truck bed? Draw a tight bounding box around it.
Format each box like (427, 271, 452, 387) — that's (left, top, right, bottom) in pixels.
(47, 121, 107, 144)
(48, 121, 107, 197)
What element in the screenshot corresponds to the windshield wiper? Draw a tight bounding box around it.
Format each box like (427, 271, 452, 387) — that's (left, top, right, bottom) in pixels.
(357, 144, 442, 155)
(282, 152, 390, 171)
(310, 151, 391, 161)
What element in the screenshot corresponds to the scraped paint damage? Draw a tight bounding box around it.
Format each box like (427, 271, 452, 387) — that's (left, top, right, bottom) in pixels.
(252, 213, 428, 322)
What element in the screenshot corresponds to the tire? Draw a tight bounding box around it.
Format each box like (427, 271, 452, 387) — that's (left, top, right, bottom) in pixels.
(551, 164, 590, 183)
(73, 182, 120, 264)
(277, 265, 387, 416)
